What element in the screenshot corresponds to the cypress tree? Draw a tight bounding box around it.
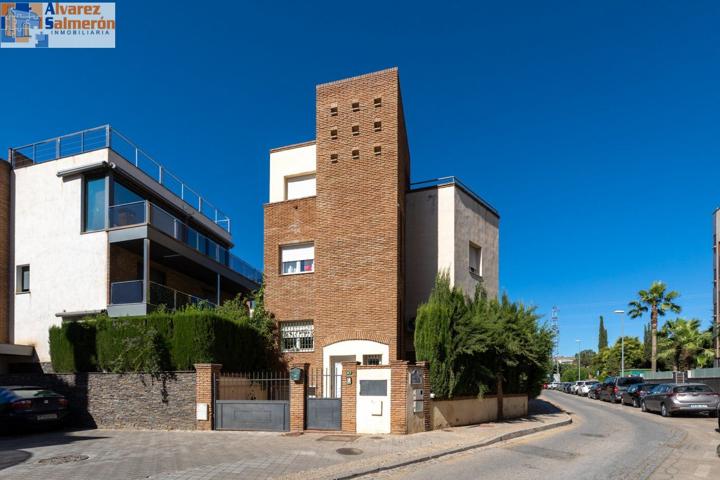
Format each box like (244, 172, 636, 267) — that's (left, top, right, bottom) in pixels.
(598, 316, 608, 350)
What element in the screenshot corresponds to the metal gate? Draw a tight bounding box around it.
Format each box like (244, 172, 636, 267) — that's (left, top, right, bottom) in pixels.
(215, 372, 290, 431)
(306, 369, 342, 430)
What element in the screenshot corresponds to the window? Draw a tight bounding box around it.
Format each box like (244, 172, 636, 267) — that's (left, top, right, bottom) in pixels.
(17, 265, 30, 293)
(374, 120, 382, 132)
(351, 149, 360, 160)
(373, 145, 382, 156)
(330, 153, 339, 163)
(363, 354, 382, 366)
(280, 321, 314, 352)
(374, 97, 382, 108)
(281, 243, 314, 274)
(84, 176, 106, 231)
(285, 174, 316, 200)
(469, 243, 482, 275)
(351, 101, 360, 112)
(330, 104, 338, 116)
(330, 128, 338, 140)
(351, 124, 360, 136)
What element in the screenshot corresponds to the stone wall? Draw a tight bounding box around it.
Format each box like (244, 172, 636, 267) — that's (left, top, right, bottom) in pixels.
(0, 371, 196, 430)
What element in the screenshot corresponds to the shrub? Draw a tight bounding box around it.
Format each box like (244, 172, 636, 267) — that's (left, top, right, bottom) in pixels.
(48, 321, 98, 373)
(415, 274, 554, 399)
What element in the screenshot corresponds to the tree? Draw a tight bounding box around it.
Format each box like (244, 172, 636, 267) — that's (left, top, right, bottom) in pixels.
(415, 273, 468, 399)
(591, 337, 644, 378)
(598, 316, 608, 351)
(642, 323, 652, 366)
(657, 318, 714, 370)
(415, 274, 554, 403)
(576, 349, 596, 368)
(628, 282, 681, 372)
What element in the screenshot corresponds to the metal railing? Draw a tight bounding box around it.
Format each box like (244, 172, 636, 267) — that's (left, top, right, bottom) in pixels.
(107, 200, 262, 284)
(109, 280, 216, 310)
(410, 176, 500, 218)
(149, 281, 216, 310)
(216, 372, 290, 401)
(9, 125, 232, 233)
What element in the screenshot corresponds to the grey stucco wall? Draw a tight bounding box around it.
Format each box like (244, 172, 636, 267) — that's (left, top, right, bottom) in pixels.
(0, 371, 196, 430)
(453, 187, 499, 299)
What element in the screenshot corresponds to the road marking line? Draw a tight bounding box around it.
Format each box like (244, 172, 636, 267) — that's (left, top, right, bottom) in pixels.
(694, 464, 710, 478)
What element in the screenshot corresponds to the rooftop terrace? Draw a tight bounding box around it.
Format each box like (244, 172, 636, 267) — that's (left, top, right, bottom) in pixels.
(9, 125, 233, 233)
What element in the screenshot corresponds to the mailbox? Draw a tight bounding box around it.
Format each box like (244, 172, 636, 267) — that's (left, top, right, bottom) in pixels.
(289, 367, 304, 382)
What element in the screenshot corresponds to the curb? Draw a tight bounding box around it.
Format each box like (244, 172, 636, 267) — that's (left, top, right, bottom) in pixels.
(333, 414, 573, 479)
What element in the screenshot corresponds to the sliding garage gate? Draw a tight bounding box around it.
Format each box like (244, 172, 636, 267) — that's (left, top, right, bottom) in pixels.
(215, 372, 290, 431)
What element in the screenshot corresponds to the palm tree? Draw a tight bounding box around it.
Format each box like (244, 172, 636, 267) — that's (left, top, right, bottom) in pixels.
(657, 318, 713, 370)
(628, 281, 681, 372)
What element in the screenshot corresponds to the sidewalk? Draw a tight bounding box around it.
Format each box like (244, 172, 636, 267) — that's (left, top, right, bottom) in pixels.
(0, 398, 571, 480)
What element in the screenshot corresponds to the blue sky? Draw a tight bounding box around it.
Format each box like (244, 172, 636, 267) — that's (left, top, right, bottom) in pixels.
(1, 1, 719, 355)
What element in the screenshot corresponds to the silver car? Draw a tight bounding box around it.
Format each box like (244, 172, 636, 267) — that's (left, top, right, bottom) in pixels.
(641, 383, 720, 417)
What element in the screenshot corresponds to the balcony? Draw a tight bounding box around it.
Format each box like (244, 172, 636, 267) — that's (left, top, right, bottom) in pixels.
(9, 125, 232, 233)
(108, 200, 262, 284)
(110, 280, 216, 310)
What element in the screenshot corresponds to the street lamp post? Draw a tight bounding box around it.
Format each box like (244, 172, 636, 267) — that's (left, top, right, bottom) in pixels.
(576, 339, 581, 380)
(614, 309, 625, 376)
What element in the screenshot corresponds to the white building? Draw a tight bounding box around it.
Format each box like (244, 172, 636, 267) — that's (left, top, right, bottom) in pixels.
(1, 125, 261, 371)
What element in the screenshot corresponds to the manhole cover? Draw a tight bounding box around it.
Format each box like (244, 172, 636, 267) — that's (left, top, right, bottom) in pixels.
(38, 454, 89, 465)
(336, 448, 363, 456)
(318, 435, 359, 442)
(581, 433, 606, 438)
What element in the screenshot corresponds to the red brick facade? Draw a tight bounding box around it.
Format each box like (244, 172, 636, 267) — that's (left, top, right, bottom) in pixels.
(264, 68, 410, 372)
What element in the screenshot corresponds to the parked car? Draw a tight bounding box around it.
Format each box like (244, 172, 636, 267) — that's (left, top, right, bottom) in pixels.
(599, 376, 644, 403)
(588, 382, 604, 399)
(621, 383, 657, 407)
(641, 383, 720, 417)
(570, 381, 582, 394)
(578, 381, 599, 397)
(562, 382, 573, 393)
(0, 386, 69, 431)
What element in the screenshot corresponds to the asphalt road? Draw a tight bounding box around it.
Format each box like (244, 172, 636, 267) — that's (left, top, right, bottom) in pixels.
(368, 390, 720, 480)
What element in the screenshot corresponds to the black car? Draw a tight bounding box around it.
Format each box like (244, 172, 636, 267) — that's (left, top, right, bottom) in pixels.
(621, 383, 656, 407)
(599, 376, 644, 403)
(0, 386, 69, 431)
(588, 383, 604, 400)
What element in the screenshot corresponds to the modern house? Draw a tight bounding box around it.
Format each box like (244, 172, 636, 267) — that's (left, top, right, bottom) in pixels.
(264, 68, 499, 379)
(0, 126, 261, 372)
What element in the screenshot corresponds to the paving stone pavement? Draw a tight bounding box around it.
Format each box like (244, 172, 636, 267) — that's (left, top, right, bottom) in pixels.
(0, 407, 570, 480)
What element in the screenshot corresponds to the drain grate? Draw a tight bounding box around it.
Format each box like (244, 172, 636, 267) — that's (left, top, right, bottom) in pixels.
(38, 454, 89, 465)
(318, 435, 359, 442)
(336, 448, 363, 456)
(581, 433, 607, 438)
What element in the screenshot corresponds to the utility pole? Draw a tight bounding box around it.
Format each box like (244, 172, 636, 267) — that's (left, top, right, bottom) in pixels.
(552, 306, 560, 379)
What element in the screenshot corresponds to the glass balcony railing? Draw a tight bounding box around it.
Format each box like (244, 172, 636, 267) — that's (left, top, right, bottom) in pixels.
(110, 280, 144, 305)
(110, 280, 216, 310)
(9, 125, 232, 233)
(107, 200, 262, 284)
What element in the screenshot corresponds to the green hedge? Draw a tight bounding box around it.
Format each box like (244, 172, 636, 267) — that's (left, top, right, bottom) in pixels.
(49, 321, 97, 373)
(49, 310, 275, 373)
